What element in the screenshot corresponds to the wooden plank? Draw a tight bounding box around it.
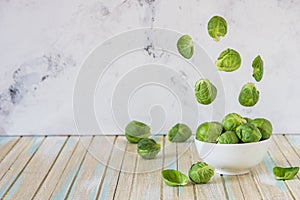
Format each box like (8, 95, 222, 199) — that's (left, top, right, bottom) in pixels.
(130, 136, 164, 200)
(0, 137, 20, 164)
(190, 141, 227, 199)
(3, 136, 67, 199)
(222, 175, 244, 200)
(177, 141, 195, 199)
(113, 139, 138, 200)
(0, 136, 44, 198)
(162, 136, 178, 200)
(97, 136, 127, 200)
(251, 137, 293, 200)
(66, 136, 115, 199)
(50, 136, 93, 199)
(237, 172, 262, 200)
(33, 136, 79, 199)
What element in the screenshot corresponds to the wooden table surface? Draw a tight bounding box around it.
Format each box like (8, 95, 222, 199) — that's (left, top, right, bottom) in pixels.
(0, 135, 299, 200)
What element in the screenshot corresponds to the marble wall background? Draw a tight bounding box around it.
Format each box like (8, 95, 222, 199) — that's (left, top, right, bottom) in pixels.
(0, 0, 300, 135)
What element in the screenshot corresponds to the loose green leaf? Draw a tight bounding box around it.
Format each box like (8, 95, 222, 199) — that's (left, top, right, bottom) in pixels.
(125, 120, 150, 143)
(177, 35, 194, 59)
(137, 138, 161, 159)
(238, 83, 260, 107)
(273, 167, 299, 180)
(216, 48, 241, 72)
(196, 122, 223, 143)
(252, 55, 264, 82)
(194, 79, 217, 105)
(189, 162, 214, 184)
(236, 123, 262, 143)
(161, 169, 189, 186)
(208, 16, 228, 42)
(168, 123, 192, 142)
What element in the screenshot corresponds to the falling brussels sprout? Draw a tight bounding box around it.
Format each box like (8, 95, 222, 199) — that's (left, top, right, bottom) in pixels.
(236, 123, 262, 143)
(217, 131, 239, 144)
(273, 167, 299, 180)
(196, 122, 223, 143)
(161, 169, 189, 186)
(194, 79, 217, 105)
(207, 16, 228, 42)
(125, 120, 151, 143)
(168, 123, 192, 142)
(222, 113, 247, 131)
(189, 162, 214, 184)
(250, 118, 273, 140)
(252, 55, 264, 82)
(137, 138, 161, 159)
(177, 34, 194, 59)
(216, 48, 241, 72)
(238, 83, 260, 107)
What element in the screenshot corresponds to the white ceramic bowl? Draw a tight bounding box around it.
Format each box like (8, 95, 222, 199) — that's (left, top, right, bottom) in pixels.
(194, 137, 271, 175)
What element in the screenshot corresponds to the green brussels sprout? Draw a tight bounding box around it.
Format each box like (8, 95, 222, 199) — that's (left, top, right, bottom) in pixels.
(273, 166, 299, 180)
(137, 138, 161, 159)
(196, 122, 223, 143)
(217, 131, 239, 144)
(222, 113, 247, 131)
(177, 34, 194, 59)
(125, 120, 151, 143)
(168, 123, 192, 142)
(238, 83, 260, 107)
(194, 79, 217, 105)
(207, 16, 228, 42)
(216, 48, 241, 72)
(189, 162, 214, 184)
(161, 169, 189, 186)
(252, 55, 264, 82)
(236, 123, 262, 143)
(250, 118, 273, 140)
(243, 117, 252, 123)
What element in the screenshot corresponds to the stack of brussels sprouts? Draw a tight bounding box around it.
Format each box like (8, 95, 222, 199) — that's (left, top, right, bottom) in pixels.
(196, 113, 272, 144)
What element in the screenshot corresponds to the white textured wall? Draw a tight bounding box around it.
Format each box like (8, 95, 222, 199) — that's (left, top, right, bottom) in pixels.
(0, 0, 300, 135)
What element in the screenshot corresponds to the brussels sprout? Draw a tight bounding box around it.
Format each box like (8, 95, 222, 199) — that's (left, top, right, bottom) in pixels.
(137, 138, 160, 159)
(236, 123, 262, 143)
(177, 35, 194, 59)
(207, 16, 227, 42)
(222, 113, 247, 131)
(252, 55, 264, 82)
(168, 123, 192, 142)
(196, 122, 223, 143)
(238, 83, 260, 107)
(243, 117, 252, 123)
(125, 120, 150, 143)
(216, 48, 241, 72)
(189, 162, 214, 184)
(273, 166, 299, 180)
(194, 79, 217, 105)
(217, 131, 239, 144)
(161, 169, 189, 186)
(250, 118, 273, 140)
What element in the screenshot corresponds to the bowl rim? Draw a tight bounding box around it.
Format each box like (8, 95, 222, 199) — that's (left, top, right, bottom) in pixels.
(194, 136, 272, 146)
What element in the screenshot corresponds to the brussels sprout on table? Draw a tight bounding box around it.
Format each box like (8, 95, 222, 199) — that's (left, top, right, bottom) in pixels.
(137, 138, 161, 159)
(250, 118, 273, 140)
(252, 55, 264, 82)
(168, 123, 192, 142)
(222, 113, 247, 131)
(161, 169, 189, 186)
(207, 16, 227, 42)
(194, 79, 217, 105)
(238, 83, 260, 107)
(125, 120, 150, 143)
(189, 162, 214, 184)
(216, 48, 241, 72)
(236, 123, 262, 143)
(273, 166, 299, 180)
(196, 122, 223, 143)
(177, 34, 194, 59)
(217, 131, 239, 144)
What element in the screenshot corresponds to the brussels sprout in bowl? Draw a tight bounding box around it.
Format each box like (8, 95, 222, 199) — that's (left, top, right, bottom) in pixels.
(194, 137, 271, 175)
